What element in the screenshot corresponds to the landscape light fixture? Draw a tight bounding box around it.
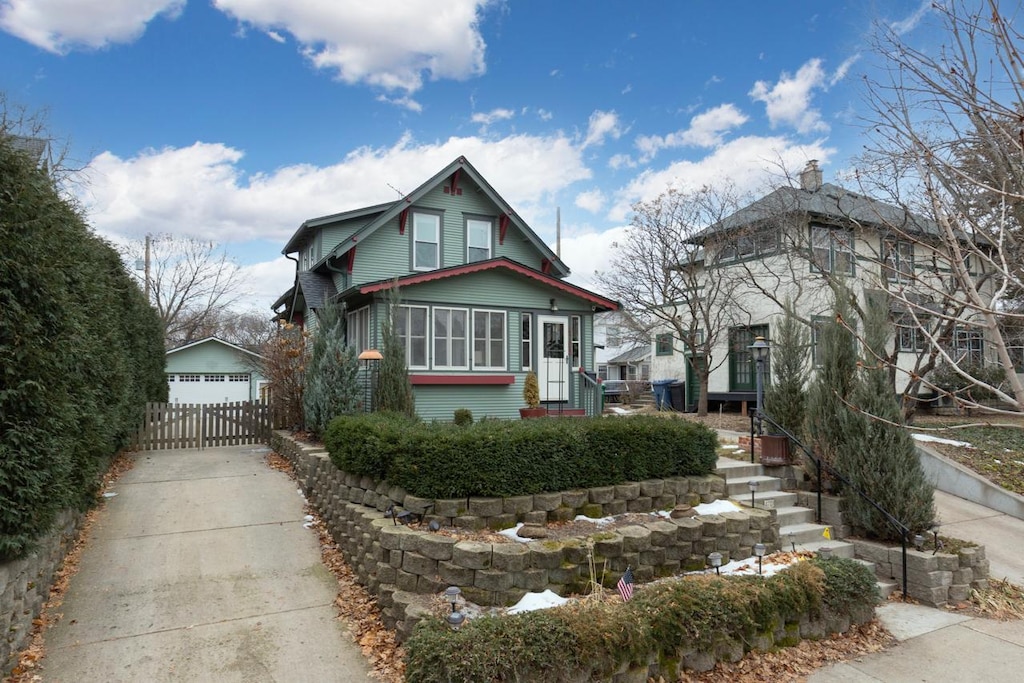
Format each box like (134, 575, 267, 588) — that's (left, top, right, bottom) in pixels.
(818, 546, 833, 560)
(748, 479, 759, 508)
(708, 551, 722, 575)
(932, 522, 942, 555)
(753, 543, 766, 575)
(428, 519, 441, 532)
(913, 533, 925, 551)
(788, 532, 796, 553)
(444, 586, 465, 630)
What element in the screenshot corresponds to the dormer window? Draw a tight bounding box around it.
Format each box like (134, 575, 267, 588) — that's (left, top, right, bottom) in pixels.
(413, 211, 441, 270)
(467, 218, 492, 262)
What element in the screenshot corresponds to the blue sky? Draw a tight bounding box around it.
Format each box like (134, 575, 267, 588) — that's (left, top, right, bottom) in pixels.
(1, 0, 936, 312)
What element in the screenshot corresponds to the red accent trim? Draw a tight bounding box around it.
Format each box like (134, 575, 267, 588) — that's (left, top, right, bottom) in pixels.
(356, 258, 618, 310)
(347, 246, 356, 274)
(541, 258, 552, 274)
(449, 168, 461, 194)
(399, 208, 408, 235)
(499, 214, 509, 245)
(409, 374, 515, 385)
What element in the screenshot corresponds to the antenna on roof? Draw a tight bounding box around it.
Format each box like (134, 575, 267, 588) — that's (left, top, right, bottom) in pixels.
(386, 182, 405, 198)
(556, 207, 561, 258)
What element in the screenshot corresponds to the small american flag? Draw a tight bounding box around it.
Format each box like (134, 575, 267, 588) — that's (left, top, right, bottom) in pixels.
(617, 566, 634, 602)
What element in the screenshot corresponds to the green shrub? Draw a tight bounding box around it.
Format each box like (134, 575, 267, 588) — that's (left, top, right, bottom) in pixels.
(326, 414, 717, 499)
(404, 559, 874, 683)
(453, 408, 473, 426)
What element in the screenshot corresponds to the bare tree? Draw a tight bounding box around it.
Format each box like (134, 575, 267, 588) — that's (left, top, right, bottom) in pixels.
(597, 186, 747, 415)
(855, 0, 1024, 412)
(1, 91, 85, 192)
(124, 234, 246, 347)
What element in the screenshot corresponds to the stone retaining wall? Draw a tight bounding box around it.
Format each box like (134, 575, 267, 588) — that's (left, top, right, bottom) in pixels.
(852, 539, 989, 606)
(1, 510, 81, 677)
(271, 431, 782, 639)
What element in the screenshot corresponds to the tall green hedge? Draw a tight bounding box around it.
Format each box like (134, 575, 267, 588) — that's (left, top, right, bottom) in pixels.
(323, 414, 717, 498)
(0, 137, 167, 560)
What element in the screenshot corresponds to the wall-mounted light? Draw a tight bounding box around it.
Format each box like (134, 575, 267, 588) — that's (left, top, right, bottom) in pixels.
(549, 298, 558, 312)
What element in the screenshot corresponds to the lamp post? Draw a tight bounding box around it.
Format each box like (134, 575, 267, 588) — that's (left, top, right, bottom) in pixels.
(748, 336, 770, 436)
(358, 349, 383, 413)
(444, 586, 465, 630)
(748, 478, 759, 508)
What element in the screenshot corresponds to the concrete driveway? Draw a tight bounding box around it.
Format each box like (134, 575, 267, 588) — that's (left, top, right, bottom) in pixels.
(42, 445, 372, 682)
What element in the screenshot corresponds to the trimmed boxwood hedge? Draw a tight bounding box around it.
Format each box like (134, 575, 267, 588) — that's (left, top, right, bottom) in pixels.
(404, 558, 878, 683)
(323, 414, 717, 498)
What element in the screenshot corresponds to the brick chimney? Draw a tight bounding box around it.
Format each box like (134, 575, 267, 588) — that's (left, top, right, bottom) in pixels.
(800, 159, 823, 192)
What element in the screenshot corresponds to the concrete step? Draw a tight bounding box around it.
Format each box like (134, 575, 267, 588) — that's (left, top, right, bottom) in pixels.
(780, 521, 840, 546)
(725, 475, 781, 497)
(714, 458, 763, 479)
(790, 538, 856, 559)
(729, 490, 798, 510)
(776, 505, 815, 527)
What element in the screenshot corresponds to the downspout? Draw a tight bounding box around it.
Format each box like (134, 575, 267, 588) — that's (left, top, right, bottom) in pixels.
(277, 253, 299, 323)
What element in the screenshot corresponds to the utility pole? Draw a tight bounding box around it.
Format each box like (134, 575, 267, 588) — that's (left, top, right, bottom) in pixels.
(144, 234, 151, 301)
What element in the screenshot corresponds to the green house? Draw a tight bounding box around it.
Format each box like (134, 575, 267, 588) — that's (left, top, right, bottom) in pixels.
(272, 156, 618, 420)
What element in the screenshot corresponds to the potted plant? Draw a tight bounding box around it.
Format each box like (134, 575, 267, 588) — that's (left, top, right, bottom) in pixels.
(519, 371, 547, 418)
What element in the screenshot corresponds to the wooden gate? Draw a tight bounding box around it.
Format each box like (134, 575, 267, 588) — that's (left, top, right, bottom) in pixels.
(135, 401, 270, 450)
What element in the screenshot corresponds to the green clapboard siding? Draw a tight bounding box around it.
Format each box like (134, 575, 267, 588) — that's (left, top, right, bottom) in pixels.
(497, 222, 545, 270)
(396, 269, 595, 311)
(412, 382, 525, 421)
(322, 216, 374, 256)
(166, 340, 257, 374)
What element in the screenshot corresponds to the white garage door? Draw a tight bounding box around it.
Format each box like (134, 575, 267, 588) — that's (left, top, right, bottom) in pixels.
(167, 373, 251, 404)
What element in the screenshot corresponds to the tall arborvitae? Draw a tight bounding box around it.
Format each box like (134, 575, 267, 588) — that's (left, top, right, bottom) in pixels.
(764, 300, 808, 440)
(839, 292, 935, 541)
(376, 286, 416, 417)
(303, 301, 361, 437)
(804, 289, 859, 490)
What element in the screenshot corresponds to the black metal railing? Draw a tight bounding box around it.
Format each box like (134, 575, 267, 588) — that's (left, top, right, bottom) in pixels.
(750, 410, 914, 600)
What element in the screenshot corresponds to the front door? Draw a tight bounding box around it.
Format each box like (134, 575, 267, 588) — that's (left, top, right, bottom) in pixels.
(537, 316, 569, 402)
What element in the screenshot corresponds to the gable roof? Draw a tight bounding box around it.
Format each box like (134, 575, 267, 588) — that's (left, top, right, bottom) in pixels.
(272, 270, 337, 319)
(350, 257, 618, 311)
(607, 345, 650, 364)
(280, 156, 570, 278)
(166, 336, 264, 359)
(696, 182, 940, 242)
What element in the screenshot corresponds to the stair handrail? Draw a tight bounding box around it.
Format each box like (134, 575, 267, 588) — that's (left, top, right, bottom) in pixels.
(751, 410, 913, 600)
(577, 368, 604, 417)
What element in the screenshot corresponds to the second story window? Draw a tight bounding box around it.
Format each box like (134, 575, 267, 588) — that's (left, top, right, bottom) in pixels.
(467, 218, 492, 262)
(811, 225, 855, 275)
(883, 239, 914, 284)
(413, 212, 440, 270)
(656, 333, 673, 356)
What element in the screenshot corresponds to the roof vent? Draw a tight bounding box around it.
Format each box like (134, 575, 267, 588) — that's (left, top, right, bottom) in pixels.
(800, 159, 823, 192)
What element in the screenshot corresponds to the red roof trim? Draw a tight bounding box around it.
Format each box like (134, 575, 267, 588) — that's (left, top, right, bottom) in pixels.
(356, 258, 618, 310)
(410, 374, 515, 385)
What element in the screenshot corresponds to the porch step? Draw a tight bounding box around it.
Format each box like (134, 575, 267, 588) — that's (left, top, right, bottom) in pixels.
(729, 490, 798, 510)
(779, 521, 840, 546)
(725, 475, 780, 497)
(776, 505, 815, 527)
(714, 458, 762, 479)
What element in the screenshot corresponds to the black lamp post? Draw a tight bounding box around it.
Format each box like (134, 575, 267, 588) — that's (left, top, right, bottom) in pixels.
(748, 478, 759, 508)
(748, 336, 770, 436)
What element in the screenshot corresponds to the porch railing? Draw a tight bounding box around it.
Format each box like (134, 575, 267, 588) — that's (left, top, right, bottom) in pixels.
(576, 368, 605, 417)
(751, 410, 913, 600)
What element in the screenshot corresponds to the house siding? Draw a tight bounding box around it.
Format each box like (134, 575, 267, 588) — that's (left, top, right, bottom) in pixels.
(412, 383, 525, 422)
(165, 341, 265, 402)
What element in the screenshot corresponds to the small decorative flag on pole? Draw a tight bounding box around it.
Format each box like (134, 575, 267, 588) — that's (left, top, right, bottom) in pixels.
(822, 527, 832, 540)
(617, 566, 634, 602)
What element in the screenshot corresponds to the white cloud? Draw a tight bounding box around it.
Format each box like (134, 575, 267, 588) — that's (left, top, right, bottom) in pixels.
(238, 256, 298, 308)
(608, 153, 636, 170)
(581, 110, 623, 149)
(607, 135, 834, 221)
(537, 108, 553, 121)
(376, 94, 423, 112)
(891, 0, 932, 35)
(574, 189, 606, 214)
(471, 108, 515, 126)
(214, 0, 487, 93)
(749, 59, 829, 134)
(634, 103, 748, 162)
(78, 132, 592, 246)
(830, 54, 860, 86)
(0, 0, 183, 52)
(266, 29, 285, 43)
(554, 226, 631, 293)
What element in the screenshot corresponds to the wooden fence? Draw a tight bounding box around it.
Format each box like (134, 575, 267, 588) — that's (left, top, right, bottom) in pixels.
(135, 401, 271, 451)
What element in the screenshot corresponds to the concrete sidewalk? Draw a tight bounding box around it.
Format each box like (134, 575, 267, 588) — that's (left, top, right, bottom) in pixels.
(42, 446, 372, 682)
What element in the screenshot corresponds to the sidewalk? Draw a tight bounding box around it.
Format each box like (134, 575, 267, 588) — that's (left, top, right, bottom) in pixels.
(41, 445, 372, 682)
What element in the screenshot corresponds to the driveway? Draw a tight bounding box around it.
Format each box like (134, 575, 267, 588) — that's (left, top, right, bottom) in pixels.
(42, 445, 372, 682)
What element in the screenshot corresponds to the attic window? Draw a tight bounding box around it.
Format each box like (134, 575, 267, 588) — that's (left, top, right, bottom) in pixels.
(413, 212, 441, 271)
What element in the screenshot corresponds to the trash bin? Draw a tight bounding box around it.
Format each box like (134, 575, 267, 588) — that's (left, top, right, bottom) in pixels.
(651, 379, 674, 410)
(669, 381, 685, 412)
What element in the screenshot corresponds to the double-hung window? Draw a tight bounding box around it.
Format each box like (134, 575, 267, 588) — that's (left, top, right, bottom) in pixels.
(656, 333, 673, 356)
(570, 316, 581, 368)
(466, 218, 492, 262)
(413, 212, 440, 270)
(954, 328, 984, 365)
(433, 307, 468, 369)
(396, 305, 429, 369)
(883, 239, 914, 284)
(811, 225, 855, 275)
(521, 313, 532, 370)
(473, 310, 506, 370)
(347, 306, 370, 353)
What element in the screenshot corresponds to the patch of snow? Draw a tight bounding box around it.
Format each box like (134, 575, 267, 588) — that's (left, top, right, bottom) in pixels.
(694, 499, 743, 515)
(507, 589, 570, 614)
(574, 514, 616, 525)
(497, 523, 534, 543)
(912, 433, 973, 448)
(691, 553, 803, 578)
(303, 522, 314, 529)
(609, 406, 632, 415)
(723, 445, 743, 450)
(102, 492, 117, 498)
(995, 459, 1003, 464)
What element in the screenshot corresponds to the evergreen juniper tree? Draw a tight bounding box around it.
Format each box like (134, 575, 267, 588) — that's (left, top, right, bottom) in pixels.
(838, 292, 935, 541)
(303, 302, 361, 437)
(764, 300, 808, 441)
(376, 287, 416, 417)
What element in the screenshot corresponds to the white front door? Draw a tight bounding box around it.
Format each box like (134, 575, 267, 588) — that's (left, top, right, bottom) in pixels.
(537, 316, 569, 402)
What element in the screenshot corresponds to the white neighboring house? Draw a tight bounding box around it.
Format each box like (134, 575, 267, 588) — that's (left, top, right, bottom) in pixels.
(594, 312, 650, 381)
(165, 337, 266, 404)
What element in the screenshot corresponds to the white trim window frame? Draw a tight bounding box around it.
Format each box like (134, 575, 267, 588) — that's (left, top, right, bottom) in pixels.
(521, 312, 533, 371)
(473, 309, 507, 370)
(570, 315, 582, 369)
(433, 307, 469, 370)
(466, 217, 492, 263)
(883, 238, 914, 284)
(396, 305, 430, 370)
(347, 306, 371, 353)
(413, 211, 441, 271)
(811, 225, 855, 275)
